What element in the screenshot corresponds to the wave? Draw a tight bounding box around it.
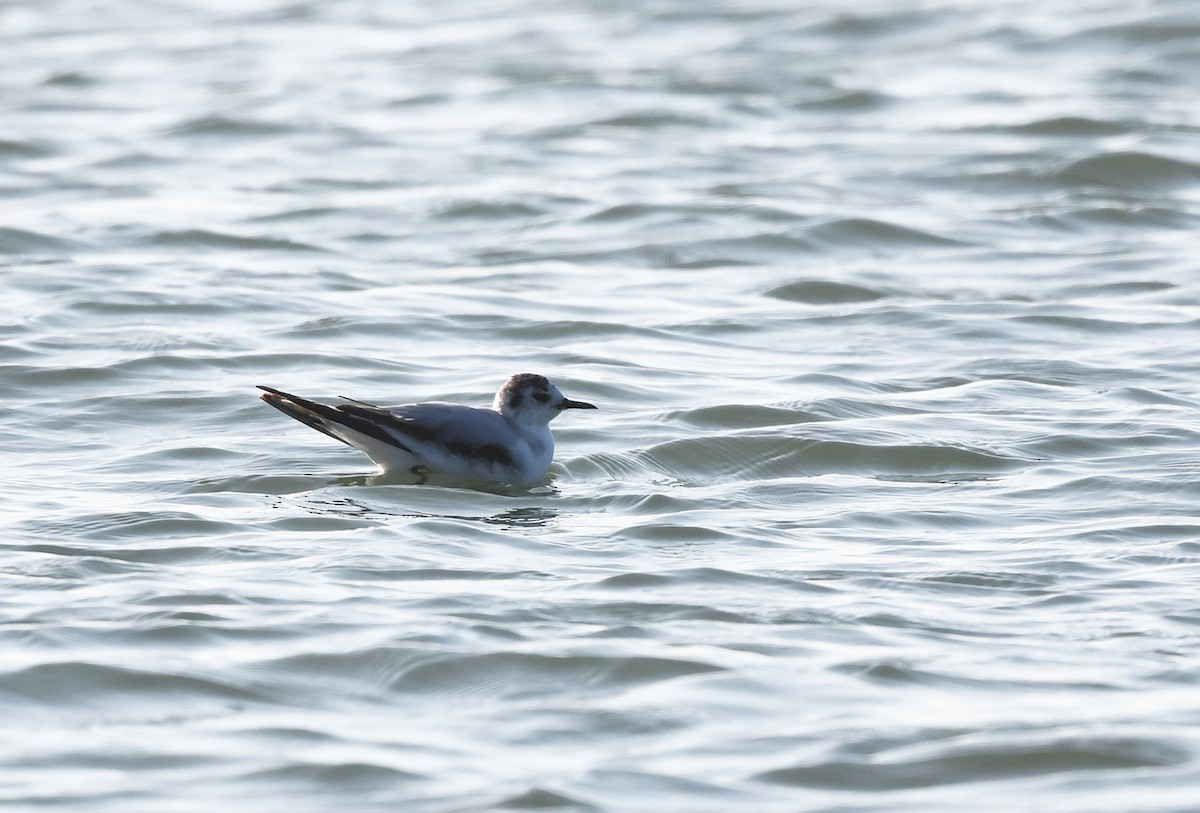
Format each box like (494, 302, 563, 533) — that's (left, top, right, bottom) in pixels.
(758, 734, 1188, 789)
(149, 229, 326, 252)
(1055, 151, 1200, 191)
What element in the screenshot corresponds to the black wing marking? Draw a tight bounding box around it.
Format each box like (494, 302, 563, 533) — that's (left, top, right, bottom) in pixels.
(257, 386, 414, 454)
(338, 405, 516, 467)
(337, 395, 380, 408)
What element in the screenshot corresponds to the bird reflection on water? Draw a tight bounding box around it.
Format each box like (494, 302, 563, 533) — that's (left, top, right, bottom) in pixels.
(291, 494, 560, 530)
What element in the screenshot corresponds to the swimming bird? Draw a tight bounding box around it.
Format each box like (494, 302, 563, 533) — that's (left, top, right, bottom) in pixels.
(257, 373, 596, 486)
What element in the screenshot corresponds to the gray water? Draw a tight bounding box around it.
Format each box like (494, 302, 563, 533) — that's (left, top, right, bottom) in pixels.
(4, 1, 1200, 810)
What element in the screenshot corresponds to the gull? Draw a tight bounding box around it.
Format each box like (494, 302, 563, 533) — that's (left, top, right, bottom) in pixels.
(257, 373, 596, 486)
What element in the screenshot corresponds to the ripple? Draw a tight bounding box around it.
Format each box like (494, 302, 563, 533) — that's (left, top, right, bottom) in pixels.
(637, 434, 1018, 484)
(589, 111, 716, 129)
(392, 652, 723, 696)
(798, 88, 892, 111)
(0, 138, 55, 157)
(806, 218, 968, 248)
(1045, 205, 1200, 231)
(764, 279, 887, 304)
(149, 229, 326, 252)
(165, 114, 296, 138)
(668, 403, 823, 430)
(1006, 115, 1133, 137)
(247, 205, 344, 224)
(758, 735, 1188, 789)
(432, 200, 546, 220)
(492, 787, 598, 811)
(0, 227, 79, 255)
(1055, 151, 1200, 190)
(243, 761, 423, 788)
(0, 662, 264, 707)
(41, 70, 93, 87)
(23, 511, 244, 545)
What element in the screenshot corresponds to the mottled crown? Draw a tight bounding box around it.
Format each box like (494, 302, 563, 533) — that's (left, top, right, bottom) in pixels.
(495, 373, 553, 412)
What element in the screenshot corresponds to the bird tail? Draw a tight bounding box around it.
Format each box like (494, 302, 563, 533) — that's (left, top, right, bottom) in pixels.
(257, 385, 418, 461)
(257, 386, 357, 447)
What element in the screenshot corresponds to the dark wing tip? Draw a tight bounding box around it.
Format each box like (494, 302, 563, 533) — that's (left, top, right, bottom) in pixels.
(338, 394, 381, 408)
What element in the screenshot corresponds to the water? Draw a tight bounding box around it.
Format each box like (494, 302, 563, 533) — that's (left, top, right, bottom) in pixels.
(3, 0, 1200, 810)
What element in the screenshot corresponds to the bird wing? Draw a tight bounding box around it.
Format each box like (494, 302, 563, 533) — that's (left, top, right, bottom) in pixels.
(340, 402, 519, 468)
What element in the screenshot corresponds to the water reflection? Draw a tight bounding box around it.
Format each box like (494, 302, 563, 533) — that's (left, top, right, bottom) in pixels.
(294, 494, 560, 530)
(336, 471, 559, 496)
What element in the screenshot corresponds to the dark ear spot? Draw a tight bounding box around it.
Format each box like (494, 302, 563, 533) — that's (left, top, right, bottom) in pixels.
(533, 390, 550, 404)
(507, 392, 524, 409)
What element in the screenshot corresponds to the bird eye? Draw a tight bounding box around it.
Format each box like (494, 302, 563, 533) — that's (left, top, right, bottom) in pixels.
(533, 391, 550, 403)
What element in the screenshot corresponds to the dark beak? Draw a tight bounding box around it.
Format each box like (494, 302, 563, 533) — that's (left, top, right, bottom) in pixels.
(561, 398, 597, 410)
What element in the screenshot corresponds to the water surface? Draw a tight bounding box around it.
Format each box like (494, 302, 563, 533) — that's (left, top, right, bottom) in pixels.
(3, 1, 1200, 810)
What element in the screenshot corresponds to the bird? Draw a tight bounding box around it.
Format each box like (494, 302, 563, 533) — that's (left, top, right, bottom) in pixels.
(257, 373, 596, 486)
